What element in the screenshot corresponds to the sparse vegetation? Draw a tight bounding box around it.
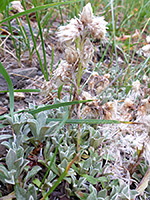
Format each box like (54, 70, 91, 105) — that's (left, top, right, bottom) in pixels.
(0, 0, 150, 199)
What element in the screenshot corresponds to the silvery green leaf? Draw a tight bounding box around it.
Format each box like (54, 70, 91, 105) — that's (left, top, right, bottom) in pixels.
(0, 134, 13, 140)
(23, 124, 30, 135)
(82, 158, 92, 171)
(70, 174, 77, 187)
(15, 184, 27, 200)
(77, 177, 86, 187)
(44, 141, 53, 160)
(5, 176, 15, 185)
(29, 196, 34, 200)
(1, 141, 11, 149)
(13, 122, 23, 135)
(28, 119, 38, 138)
(39, 126, 50, 141)
(28, 184, 37, 200)
(110, 186, 119, 200)
(98, 189, 107, 198)
(5, 115, 13, 125)
(64, 177, 72, 184)
(24, 166, 42, 183)
(6, 149, 17, 170)
(36, 112, 47, 127)
(87, 185, 97, 200)
(13, 114, 20, 122)
(14, 157, 24, 168)
(47, 170, 56, 182)
(20, 112, 33, 122)
(24, 166, 42, 182)
(58, 159, 68, 173)
(98, 197, 109, 200)
(45, 121, 59, 136)
(90, 134, 104, 149)
(82, 174, 97, 185)
(121, 185, 130, 198)
(59, 150, 66, 161)
(0, 164, 9, 181)
(130, 190, 138, 198)
(16, 146, 24, 158)
(5, 169, 16, 184)
(15, 160, 29, 179)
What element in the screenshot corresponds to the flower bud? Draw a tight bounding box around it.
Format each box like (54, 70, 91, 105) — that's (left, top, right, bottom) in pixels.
(80, 39, 94, 66)
(65, 47, 78, 64)
(80, 3, 93, 24)
(89, 16, 108, 40)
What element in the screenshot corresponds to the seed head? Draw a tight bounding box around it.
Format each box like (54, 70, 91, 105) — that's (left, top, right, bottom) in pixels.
(89, 16, 108, 40)
(53, 60, 73, 87)
(80, 39, 94, 66)
(80, 3, 93, 24)
(57, 18, 83, 45)
(65, 47, 78, 64)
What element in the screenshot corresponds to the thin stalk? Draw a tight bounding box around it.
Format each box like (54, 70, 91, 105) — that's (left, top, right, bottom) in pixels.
(5, 0, 18, 59)
(33, 0, 49, 80)
(76, 62, 83, 87)
(16, 18, 32, 60)
(22, 0, 48, 81)
(50, 45, 54, 79)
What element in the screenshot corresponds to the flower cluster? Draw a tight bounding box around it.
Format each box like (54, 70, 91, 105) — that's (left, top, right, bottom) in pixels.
(57, 3, 108, 44)
(55, 3, 108, 88)
(42, 3, 108, 95)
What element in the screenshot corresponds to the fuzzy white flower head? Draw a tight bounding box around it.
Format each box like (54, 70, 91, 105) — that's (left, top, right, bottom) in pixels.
(53, 60, 73, 87)
(132, 80, 141, 92)
(57, 18, 83, 45)
(80, 3, 93, 24)
(79, 39, 94, 66)
(89, 16, 108, 40)
(65, 46, 78, 64)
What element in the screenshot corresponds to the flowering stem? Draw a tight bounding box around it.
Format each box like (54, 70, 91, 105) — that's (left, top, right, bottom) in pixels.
(77, 62, 83, 87)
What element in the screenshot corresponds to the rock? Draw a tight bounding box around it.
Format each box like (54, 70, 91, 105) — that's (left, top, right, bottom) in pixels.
(3, 98, 8, 105)
(37, 70, 43, 76)
(0, 74, 17, 91)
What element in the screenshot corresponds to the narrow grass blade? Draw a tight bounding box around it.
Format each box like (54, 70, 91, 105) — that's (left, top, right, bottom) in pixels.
(21, 0, 48, 81)
(29, 100, 92, 115)
(0, 89, 40, 93)
(33, 0, 49, 80)
(0, 100, 92, 120)
(5, 0, 18, 58)
(16, 18, 32, 57)
(0, 0, 82, 24)
(46, 118, 143, 125)
(50, 45, 54, 79)
(0, 62, 14, 117)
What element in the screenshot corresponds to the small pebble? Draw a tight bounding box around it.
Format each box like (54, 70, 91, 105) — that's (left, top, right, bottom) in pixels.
(3, 98, 8, 105)
(37, 70, 43, 76)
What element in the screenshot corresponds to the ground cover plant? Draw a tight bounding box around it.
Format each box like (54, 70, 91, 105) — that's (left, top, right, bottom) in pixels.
(0, 0, 150, 199)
